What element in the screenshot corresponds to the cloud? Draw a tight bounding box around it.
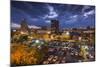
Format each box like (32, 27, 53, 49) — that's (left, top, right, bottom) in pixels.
(45, 20, 51, 23)
(83, 10, 95, 18)
(11, 23, 20, 28)
(28, 25, 41, 29)
(30, 18, 39, 21)
(70, 15, 78, 19)
(81, 6, 95, 18)
(43, 5, 58, 19)
(11, 22, 41, 29)
(66, 15, 78, 23)
(82, 6, 91, 13)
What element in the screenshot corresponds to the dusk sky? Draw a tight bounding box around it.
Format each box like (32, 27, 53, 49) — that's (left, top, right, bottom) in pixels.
(11, 1, 95, 29)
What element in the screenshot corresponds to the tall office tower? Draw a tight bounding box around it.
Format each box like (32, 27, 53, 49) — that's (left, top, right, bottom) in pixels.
(51, 20, 59, 34)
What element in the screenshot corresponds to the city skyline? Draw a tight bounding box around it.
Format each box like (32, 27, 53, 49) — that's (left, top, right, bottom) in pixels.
(11, 1, 95, 29)
(11, 1, 95, 66)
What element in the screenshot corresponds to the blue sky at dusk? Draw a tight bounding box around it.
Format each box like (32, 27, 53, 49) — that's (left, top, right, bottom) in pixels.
(11, 1, 95, 29)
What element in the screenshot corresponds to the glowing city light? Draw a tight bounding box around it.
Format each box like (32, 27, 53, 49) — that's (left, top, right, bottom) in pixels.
(47, 31, 51, 34)
(35, 40, 39, 43)
(20, 31, 25, 34)
(66, 31, 70, 35)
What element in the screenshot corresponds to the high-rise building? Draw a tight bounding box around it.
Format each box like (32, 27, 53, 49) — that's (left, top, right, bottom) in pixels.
(51, 20, 59, 34)
(20, 19, 29, 33)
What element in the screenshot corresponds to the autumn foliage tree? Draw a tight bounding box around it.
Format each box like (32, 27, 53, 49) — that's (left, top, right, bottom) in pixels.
(11, 44, 44, 66)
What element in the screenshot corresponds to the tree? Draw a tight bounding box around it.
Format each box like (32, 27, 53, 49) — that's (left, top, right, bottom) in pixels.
(11, 44, 45, 66)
